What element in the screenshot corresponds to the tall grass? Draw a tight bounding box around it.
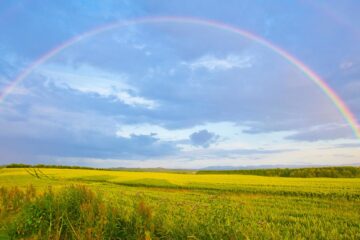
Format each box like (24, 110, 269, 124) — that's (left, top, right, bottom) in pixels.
(1, 185, 161, 239)
(0, 185, 36, 214)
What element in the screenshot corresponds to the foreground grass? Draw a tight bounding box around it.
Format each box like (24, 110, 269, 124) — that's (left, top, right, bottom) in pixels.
(0, 168, 359, 239)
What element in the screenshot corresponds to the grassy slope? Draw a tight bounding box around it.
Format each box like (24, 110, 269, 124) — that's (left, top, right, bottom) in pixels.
(1, 168, 360, 239)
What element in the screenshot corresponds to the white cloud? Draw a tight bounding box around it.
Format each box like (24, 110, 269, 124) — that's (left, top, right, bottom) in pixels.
(133, 43, 146, 50)
(36, 64, 157, 109)
(339, 61, 354, 70)
(115, 91, 157, 109)
(186, 54, 254, 71)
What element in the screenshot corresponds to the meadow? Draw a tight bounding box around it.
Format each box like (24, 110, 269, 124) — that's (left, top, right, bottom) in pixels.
(0, 167, 359, 239)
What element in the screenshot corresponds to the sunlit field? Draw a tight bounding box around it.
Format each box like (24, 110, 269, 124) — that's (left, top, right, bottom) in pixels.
(1, 168, 359, 239)
(1, 1, 360, 240)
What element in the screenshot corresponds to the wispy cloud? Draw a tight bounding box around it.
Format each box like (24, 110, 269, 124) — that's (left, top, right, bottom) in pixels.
(185, 54, 254, 71)
(334, 143, 360, 148)
(285, 123, 354, 142)
(115, 91, 157, 109)
(37, 64, 158, 109)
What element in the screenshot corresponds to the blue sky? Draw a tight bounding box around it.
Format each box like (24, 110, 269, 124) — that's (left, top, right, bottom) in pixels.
(0, 0, 359, 168)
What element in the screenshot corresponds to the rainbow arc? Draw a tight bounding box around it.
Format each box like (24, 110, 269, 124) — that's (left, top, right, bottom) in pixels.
(0, 16, 359, 139)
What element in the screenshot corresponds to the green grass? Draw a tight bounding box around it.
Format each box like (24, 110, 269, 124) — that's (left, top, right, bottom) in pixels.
(0, 168, 359, 239)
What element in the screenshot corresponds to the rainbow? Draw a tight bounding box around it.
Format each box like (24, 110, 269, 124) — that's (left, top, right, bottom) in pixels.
(1, 16, 359, 139)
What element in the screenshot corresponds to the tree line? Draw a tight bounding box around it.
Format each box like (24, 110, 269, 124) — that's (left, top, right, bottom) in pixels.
(3, 163, 101, 170)
(197, 166, 360, 178)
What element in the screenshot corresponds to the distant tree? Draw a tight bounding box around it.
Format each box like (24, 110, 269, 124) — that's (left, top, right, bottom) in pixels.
(197, 166, 360, 178)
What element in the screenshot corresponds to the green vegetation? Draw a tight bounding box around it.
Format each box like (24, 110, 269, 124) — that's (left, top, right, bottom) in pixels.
(3, 163, 101, 170)
(2, 163, 193, 174)
(198, 166, 360, 178)
(1, 185, 160, 239)
(0, 168, 359, 239)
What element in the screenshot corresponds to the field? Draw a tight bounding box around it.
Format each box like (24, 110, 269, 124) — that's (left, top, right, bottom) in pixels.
(0, 168, 360, 239)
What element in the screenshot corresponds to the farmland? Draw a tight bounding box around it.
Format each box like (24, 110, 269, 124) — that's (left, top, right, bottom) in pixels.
(0, 167, 360, 239)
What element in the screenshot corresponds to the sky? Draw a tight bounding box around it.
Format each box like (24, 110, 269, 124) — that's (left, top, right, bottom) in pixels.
(0, 0, 359, 168)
